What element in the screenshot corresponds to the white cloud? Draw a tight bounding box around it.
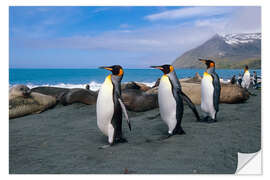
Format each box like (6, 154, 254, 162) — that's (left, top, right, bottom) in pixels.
(91, 7, 111, 14)
(195, 18, 225, 27)
(12, 7, 261, 66)
(145, 7, 234, 21)
(194, 7, 261, 34)
(224, 6, 261, 34)
(18, 24, 214, 54)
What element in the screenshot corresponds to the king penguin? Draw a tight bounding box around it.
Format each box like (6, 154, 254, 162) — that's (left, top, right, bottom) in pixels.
(199, 59, 221, 123)
(151, 64, 201, 137)
(96, 65, 131, 148)
(241, 65, 250, 89)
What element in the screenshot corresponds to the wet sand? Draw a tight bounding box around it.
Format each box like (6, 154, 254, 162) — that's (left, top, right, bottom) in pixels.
(9, 89, 261, 174)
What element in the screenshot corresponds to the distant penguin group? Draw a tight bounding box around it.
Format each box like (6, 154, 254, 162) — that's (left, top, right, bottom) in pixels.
(96, 60, 222, 147)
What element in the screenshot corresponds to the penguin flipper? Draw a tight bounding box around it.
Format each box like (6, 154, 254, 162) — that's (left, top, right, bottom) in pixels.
(118, 98, 131, 131)
(181, 92, 201, 121)
(211, 73, 221, 112)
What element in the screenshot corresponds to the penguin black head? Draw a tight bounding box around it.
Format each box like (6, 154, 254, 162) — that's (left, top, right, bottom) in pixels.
(199, 59, 215, 69)
(150, 64, 174, 74)
(99, 65, 124, 77)
(244, 65, 249, 72)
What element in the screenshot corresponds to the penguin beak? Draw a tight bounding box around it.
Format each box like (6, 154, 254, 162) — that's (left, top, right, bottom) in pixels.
(99, 66, 113, 71)
(198, 59, 206, 64)
(198, 59, 209, 68)
(150, 65, 163, 70)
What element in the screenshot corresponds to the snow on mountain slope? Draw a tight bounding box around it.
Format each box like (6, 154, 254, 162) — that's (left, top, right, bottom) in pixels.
(221, 33, 261, 46)
(172, 33, 261, 69)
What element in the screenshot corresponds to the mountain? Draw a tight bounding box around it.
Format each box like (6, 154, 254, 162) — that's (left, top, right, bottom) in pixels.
(172, 33, 261, 69)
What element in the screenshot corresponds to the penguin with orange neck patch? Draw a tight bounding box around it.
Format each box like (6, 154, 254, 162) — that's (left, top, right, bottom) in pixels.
(151, 64, 200, 137)
(199, 59, 221, 123)
(96, 65, 131, 148)
(241, 65, 251, 89)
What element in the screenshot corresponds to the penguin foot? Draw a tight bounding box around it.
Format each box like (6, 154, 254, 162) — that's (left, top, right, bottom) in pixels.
(207, 118, 217, 123)
(98, 144, 111, 149)
(115, 138, 128, 143)
(173, 128, 186, 135)
(199, 116, 211, 122)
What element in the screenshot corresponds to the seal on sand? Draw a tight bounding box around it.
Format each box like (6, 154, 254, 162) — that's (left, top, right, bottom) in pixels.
(9, 84, 31, 100)
(122, 88, 158, 112)
(9, 85, 56, 119)
(60, 88, 97, 105)
(31, 86, 98, 105)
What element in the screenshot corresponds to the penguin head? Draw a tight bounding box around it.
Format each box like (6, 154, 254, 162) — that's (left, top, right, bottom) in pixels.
(244, 65, 249, 72)
(150, 64, 174, 74)
(99, 65, 124, 77)
(199, 59, 215, 69)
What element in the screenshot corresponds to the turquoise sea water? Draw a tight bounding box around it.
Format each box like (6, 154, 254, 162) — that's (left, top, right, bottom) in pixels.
(9, 68, 261, 90)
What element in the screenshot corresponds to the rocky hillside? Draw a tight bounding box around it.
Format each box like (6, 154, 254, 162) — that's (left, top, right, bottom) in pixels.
(172, 33, 261, 69)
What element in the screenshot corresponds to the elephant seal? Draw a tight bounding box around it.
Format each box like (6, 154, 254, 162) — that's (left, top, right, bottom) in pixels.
(176, 82, 249, 104)
(31, 86, 98, 105)
(120, 81, 158, 112)
(122, 88, 158, 112)
(31, 86, 70, 100)
(145, 80, 249, 105)
(121, 81, 151, 92)
(182, 72, 202, 83)
(9, 85, 57, 119)
(152, 78, 160, 88)
(219, 84, 249, 103)
(9, 84, 31, 100)
(60, 88, 97, 105)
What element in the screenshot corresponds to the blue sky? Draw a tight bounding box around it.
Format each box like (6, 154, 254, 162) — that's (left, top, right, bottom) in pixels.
(9, 6, 261, 68)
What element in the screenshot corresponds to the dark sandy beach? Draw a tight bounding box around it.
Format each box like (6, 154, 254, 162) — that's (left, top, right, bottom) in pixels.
(9, 89, 261, 174)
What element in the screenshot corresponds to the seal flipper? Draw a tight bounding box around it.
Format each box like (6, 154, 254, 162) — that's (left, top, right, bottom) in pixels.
(118, 98, 131, 131)
(181, 92, 201, 121)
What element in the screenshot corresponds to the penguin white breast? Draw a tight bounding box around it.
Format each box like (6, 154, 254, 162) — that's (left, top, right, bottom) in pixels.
(158, 75, 177, 133)
(201, 73, 215, 115)
(242, 71, 250, 88)
(96, 75, 114, 136)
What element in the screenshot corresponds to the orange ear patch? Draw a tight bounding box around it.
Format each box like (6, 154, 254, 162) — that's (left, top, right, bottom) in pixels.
(118, 68, 124, 76)
(210, 62, 215, 68)
(169, 65, 174, 72)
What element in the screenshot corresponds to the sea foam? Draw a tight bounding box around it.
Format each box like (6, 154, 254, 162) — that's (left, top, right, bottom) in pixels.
(10, 81, 156, 91)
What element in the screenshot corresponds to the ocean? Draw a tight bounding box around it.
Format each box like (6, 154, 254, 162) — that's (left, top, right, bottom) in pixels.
(9, 68, 261, 91)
